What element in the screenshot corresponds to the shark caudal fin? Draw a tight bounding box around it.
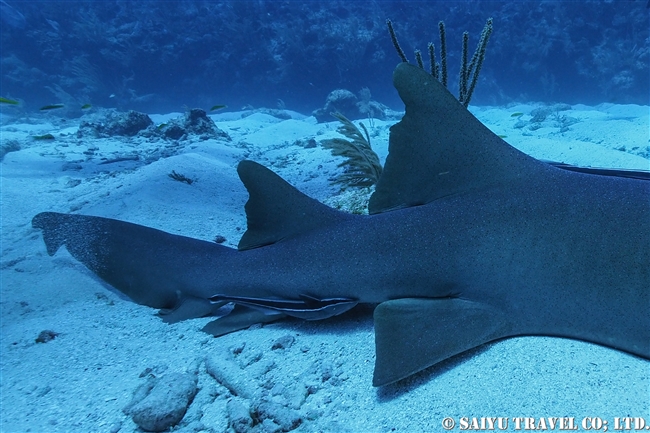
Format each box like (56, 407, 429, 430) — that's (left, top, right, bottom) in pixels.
(32, 212, 70, 256)
(373, 298, 511, 386)
(369, 63, 550, 214)
(32, 211, 227, 322)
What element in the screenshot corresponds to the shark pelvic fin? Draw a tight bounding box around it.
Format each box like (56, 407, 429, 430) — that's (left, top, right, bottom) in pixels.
(237, 160, 352, 250)
(202, 304, 286, 337)
(373, 297, 511, 386)
(158, 297, 217, 323)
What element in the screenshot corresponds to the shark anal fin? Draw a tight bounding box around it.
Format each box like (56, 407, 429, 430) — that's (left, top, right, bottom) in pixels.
(209, 294, 358, 320)
(202, 305, 286, 337)
(373, 298, 511, 387)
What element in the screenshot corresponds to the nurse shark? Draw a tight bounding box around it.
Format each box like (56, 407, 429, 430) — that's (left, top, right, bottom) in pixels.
(32, 63, 650, 386)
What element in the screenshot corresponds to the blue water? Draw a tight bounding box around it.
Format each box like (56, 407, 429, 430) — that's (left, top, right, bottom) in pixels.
(1, 1, 648, 115)
(1, 2, 649, 432)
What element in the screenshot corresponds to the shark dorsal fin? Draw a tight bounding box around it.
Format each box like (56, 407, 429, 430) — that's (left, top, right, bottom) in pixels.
(237, 160, 349, 250)
(369, 63, 547, 214)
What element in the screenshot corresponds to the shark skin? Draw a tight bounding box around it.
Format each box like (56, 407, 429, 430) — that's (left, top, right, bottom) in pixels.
(32, 63, 650, 386)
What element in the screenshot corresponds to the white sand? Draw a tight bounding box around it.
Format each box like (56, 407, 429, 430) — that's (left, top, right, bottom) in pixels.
(1, 103, 648, 432)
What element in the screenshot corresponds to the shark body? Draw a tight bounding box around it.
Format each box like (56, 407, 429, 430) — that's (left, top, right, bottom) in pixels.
(32, 63, 650, 386)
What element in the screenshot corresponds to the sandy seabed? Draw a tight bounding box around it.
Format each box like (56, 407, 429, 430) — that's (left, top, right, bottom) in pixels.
(1, 103, 649, 432)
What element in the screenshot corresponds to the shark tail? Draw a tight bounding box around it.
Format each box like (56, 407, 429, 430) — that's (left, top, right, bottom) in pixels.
(32, 211, 232, 320)
(32, 212, 69, 256)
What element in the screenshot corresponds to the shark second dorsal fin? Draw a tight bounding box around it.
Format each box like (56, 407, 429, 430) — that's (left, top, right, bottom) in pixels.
(237, 160, 350, 250)
(369, 63, 548, 214)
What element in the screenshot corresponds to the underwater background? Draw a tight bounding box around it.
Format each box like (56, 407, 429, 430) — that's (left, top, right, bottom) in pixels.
(1, 0, 649, 115)
(1, 1, 649, 432)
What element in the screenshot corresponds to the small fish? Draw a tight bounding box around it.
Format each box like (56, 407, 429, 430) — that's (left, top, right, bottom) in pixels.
(0, 0, 26, 29)
(81, 104, 92, 110)
(510, 112, 524, 117)
(210, 105, 227, 111)
(32, 134, 55, 140)
(497, 134, 508, 138)
(157, 123, 168, 130)
(40, 104, 64, 111)
(1, 97, 19, 105)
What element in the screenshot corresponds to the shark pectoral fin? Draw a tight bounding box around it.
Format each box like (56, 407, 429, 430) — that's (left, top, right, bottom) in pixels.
(372, 298, 510, 387)
(201, 305, 286, 337)
(158, 297, 216, 323)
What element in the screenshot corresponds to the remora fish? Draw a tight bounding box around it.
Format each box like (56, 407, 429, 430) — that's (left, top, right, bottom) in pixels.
(32, 63, 650, 386)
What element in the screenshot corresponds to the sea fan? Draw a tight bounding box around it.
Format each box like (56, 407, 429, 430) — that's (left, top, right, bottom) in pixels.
(321, 112, 383, 187)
